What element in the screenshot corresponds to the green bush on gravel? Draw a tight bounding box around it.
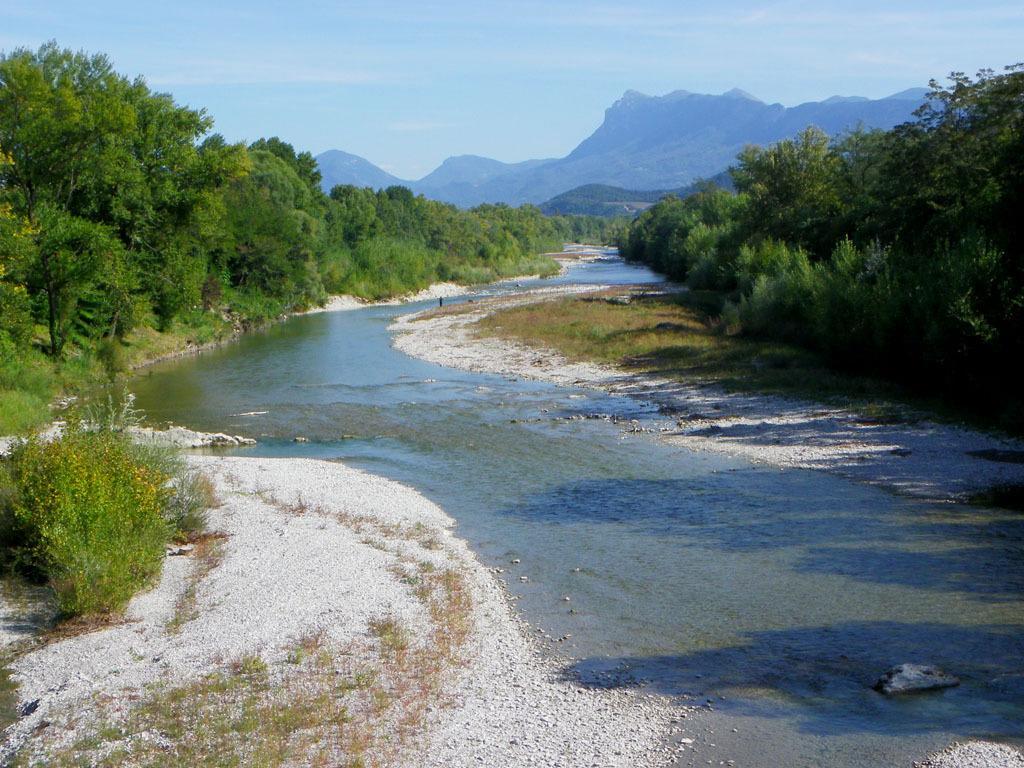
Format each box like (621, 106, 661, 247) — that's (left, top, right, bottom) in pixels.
(5, 427, 171, 617)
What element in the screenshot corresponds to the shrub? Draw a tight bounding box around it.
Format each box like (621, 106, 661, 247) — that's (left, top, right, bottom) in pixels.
(9, 428, 170, 616)
(80, 388, 144, 432)
(739, 246, 816, 340)
(736, 239, 810, 294)
(165, 468, 217, 541)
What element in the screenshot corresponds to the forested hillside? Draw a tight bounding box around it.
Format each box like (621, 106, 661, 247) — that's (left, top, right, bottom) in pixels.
(0, 43, 616, 432)
(619, 66, 1024, 429)
(539, 172, 734, 216)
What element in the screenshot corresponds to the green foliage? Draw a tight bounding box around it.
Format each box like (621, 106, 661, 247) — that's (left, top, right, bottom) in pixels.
(732, 126, 842, 255)
(0, 344, 57, 434)
(620, 64, 1024, 430)
(539, 173, 734, 217)
(0, 41, 608, 420)
(6, 428, 170, 616)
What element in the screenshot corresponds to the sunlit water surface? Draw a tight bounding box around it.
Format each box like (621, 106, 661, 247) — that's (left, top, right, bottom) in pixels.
(133, 255, 1024, 768)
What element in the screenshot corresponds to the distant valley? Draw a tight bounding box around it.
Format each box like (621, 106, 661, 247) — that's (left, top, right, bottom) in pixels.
(317, 86, 928, 209)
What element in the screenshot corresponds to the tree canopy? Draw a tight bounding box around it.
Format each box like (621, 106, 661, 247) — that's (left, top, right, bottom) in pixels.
(0, 42, 616, 362)
(619, 65, 1024, 428)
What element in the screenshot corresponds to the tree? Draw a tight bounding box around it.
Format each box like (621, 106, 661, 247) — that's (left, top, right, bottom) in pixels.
(0, 42, 247, 350)
(731, 126, 842, 257)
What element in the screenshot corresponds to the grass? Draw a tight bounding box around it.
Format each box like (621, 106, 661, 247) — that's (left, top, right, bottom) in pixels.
(119, 311, 236, 370)
(164, 469, 220, 543)
(0, 347, 98, 435)
(475, 288, 950, 420)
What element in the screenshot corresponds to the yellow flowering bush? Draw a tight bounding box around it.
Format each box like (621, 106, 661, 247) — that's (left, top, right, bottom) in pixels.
(9, 428, 170, 616)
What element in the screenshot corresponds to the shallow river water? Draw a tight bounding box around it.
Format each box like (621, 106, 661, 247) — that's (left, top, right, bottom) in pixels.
(132, 254, 1024, 768)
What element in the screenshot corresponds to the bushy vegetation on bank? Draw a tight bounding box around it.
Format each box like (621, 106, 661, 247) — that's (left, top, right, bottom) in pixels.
(0, 397, 214, 618)
(0, 43, 618, 432)
(619, 66, 1024, 430)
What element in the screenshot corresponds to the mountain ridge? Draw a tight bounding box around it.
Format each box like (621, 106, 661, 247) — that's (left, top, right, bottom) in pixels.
(316, 86, 930, 207)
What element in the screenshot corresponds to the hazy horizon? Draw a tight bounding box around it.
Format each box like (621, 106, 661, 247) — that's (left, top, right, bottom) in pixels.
(3, 0, 1022, 177)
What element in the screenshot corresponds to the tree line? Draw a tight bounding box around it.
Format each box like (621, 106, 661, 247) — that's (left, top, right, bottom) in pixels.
(619, 65, 1023, 429)
(0, 43, 617, 363)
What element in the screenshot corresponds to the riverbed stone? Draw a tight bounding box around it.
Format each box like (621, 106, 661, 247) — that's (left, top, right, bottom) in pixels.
(873, 664, 960, 695)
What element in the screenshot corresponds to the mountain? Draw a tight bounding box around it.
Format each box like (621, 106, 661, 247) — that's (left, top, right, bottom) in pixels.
(317, 86, 930, 206)
(539, 171, 734, 217)
(316, 149, 404, 190)
(416, 155, 551, 190)
(412, 155, 555, 207)
(315, 150, 557, 206)
(496, 87, 928, 204)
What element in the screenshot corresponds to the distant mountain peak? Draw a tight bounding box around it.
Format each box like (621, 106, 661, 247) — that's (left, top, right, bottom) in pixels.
(315, 149, 405, 191)
(822, 95, 870, 104)
(614, 89, 651, 107)
(722, 87, 761, 102)
(439, 153, 492, 164)
(615, 87, 762, 108)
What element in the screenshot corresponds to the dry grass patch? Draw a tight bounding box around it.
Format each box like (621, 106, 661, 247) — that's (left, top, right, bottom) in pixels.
(476, 289, 923, 413)
(166, 532, 227, 634)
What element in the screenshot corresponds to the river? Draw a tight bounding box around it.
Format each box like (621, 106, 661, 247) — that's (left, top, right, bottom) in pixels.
(132, 252, 1024, 768)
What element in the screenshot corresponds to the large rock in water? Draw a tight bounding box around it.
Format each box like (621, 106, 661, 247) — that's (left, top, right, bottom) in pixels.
(874, 664, 960, 695)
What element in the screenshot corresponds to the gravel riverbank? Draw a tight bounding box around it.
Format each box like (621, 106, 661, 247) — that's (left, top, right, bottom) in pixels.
(391, 288, 1024, 504)
(1, 455, 680, 766)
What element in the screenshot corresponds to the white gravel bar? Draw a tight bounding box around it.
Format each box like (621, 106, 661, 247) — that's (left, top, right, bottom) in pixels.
(1, 455, 678, 767)
(916, 741, 1024, 768)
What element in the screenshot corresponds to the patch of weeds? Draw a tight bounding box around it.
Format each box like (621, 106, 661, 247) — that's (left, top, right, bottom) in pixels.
(166, 533, 227, 635)
(165, 470, 219, 542)
(1, 664, 20, 732)
(368, 616, 410, 660)
(232, 653, 269, 677)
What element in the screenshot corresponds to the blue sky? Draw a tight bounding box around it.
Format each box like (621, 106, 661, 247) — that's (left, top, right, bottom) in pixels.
(3, 1, 1022, 178)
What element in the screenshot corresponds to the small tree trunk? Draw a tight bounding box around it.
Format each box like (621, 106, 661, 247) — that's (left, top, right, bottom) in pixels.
(41, 252, 61, 356)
